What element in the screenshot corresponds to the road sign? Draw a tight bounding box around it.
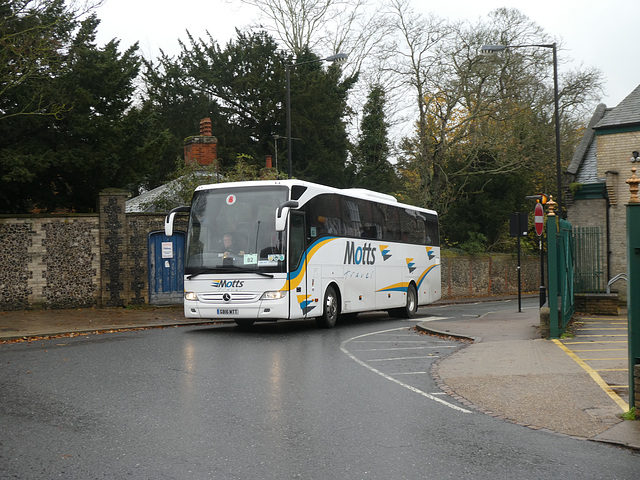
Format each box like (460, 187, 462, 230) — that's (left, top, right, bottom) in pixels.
(509, 212, 528, 237)
(534, 202, 544, 236)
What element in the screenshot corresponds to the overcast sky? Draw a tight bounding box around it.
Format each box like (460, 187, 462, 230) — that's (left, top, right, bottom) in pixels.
(95, 0, 639, 109)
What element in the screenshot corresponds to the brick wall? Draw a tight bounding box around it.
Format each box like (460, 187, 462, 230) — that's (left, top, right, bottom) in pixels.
(574, 293, 619, 315)
(0, 215, 100, 310)
(441, 253, 539, 299)
(0, 190, 187, 311)
(594, 129, 640, 300)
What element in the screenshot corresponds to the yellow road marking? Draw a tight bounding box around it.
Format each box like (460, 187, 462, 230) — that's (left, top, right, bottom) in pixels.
(596, 368, 628, 372)
(552, 339, 629, 411)
(574, 334, 627, 337)
(561, 341, 626, 344)
(579, 320, 627, 323)
(572, 348, 626, 352)
(581, 358, 627, 361)
(578, 328, 628, 331)
(578, 317, 625, 320)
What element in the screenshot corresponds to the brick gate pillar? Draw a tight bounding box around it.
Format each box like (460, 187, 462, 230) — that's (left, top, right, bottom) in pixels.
(99, 189, 129, 307)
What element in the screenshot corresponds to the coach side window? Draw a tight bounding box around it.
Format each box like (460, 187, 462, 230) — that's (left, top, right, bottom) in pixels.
(380, 204, 401, 241)
(426, 216, 440, 246)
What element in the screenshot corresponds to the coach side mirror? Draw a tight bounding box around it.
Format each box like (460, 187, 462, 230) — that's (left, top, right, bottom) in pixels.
(275, 200, 299, 232)
(164, 206, 190, 236)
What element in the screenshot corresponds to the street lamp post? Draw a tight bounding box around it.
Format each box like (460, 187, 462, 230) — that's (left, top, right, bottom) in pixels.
(285, 53, 348, 178)
(481, 43, 563, 217)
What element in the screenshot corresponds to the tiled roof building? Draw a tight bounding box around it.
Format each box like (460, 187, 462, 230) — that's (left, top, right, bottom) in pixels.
(567, 85, 640, 300)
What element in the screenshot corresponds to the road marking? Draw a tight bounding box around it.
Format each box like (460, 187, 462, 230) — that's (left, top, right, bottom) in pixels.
(353, 346, 454, 352)
(561, 341, 626, 344)
(352, 340, 438, 343)
(341, 327, 472, 414)
(580, 320, 627, 323)
(579, 328, 627, 331)
(570, 334, 627, 338)
(368, 355, 439, 362)
(572, 348, 626, 352)
(581, 358, 627, 361)
(390, 371, 428, 375)
(552, 339, 628, 411)
(419, 316, 451, 322)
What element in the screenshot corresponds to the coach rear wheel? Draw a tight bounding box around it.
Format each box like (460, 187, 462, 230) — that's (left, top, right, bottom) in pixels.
(316, 285, 339, 328)
(389, 284, 418, 319)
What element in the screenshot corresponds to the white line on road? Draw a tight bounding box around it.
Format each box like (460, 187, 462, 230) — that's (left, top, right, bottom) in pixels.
(341, 327, 472, 414)
(353, 346, 457, 352)
(389, 371, 428, 375)
(417, 316, 451, 322)
(368, 355, 440, 362)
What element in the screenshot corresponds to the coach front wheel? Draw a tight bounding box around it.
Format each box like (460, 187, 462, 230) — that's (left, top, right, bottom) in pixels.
(316, 285, 339, 328)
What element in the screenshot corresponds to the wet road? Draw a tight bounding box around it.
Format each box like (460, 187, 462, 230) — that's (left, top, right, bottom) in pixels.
(1, 305, 639, 479)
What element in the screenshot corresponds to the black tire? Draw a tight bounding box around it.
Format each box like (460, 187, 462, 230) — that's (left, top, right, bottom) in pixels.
(316, 285, 339, 328)
(235, 319, 255, 328)
(389, 283, 418, 319)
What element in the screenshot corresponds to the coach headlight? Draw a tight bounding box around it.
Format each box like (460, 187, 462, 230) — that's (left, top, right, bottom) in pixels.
(184, 291, 198, 301)
(260, 291, 287, 300)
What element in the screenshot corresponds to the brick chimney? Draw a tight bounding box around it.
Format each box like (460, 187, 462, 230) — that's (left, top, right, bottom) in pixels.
(184, 117, 218, 167)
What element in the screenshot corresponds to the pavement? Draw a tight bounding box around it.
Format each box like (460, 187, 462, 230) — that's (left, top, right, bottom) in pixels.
(1, 298, 639, 450)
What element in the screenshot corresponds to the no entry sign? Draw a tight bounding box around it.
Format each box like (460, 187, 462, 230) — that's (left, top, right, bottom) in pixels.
(534, 202, 544, 236)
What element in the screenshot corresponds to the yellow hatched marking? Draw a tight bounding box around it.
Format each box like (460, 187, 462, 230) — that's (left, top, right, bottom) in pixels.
(560, 341, 626, 344)
(580, 327, 626, 330)
(578, 323, 622, 326)
(581, 358, 627, 361)
(596, 368, 628, 372)
(574, 334, 627, 337)
(572, 348, 626, 352)
(579, 320, 626, 323)
(552, 339, 628, 411)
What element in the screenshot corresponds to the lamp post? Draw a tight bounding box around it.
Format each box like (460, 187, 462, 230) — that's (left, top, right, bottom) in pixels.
(285, 53, 348, 178)
(481, 43, 563, 217)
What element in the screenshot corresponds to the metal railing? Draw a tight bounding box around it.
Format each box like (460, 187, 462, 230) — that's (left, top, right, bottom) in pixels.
(573, 226, 605, 293)
(548, 217, 575, 338)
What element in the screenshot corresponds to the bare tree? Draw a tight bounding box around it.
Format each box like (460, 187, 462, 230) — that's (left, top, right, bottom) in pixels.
(388, 6, 604, 216)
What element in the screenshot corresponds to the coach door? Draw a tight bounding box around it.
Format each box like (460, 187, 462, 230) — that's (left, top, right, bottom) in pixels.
(288, 211, 309, 317)
(148, 231, 186, 305)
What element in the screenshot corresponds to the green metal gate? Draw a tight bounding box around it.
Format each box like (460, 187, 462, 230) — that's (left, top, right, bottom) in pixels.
(573, 226, 605, 293)
(548, 217, 575, 338)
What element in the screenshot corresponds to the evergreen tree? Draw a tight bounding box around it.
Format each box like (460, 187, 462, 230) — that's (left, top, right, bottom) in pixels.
(350, 84, 397, 193)
(287, 50, 357, 187)
(0, 0, 77, 121)
(142, 32, 357, 188)
(0, 14, 150, 212)
(143, 30, 287, 177)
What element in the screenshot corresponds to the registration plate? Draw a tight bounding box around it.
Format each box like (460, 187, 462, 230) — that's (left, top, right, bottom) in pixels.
(217, 309, 239, 315)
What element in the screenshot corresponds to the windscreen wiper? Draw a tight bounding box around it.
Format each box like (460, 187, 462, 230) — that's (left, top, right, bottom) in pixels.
(186, 266, 273, 279)
(186, 268, 220, 280)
